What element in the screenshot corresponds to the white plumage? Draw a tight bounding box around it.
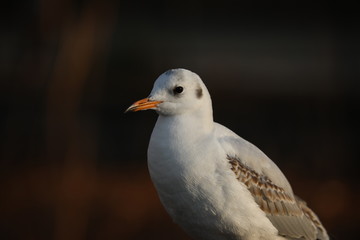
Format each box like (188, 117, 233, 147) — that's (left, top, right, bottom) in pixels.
(126, 69, 329, 240)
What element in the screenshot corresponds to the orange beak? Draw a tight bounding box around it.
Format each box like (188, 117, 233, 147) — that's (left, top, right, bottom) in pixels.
(125, 98, 163, 113)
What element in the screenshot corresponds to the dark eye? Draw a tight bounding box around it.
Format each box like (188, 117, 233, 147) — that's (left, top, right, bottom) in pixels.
(173, 86, 184, 94)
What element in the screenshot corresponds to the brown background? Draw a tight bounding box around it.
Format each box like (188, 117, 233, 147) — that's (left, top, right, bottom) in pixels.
(1, 0, 359, 239)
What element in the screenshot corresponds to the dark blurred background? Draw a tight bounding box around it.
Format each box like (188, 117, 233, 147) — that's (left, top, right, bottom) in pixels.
(1, 0, 359, 239)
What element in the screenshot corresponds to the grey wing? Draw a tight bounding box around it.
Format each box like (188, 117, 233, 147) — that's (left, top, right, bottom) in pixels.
(227, 155, 329, 240)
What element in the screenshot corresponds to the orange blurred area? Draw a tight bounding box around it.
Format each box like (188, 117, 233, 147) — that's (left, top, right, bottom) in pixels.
(1, 0, 359, 239)
(0, 165, 189, 240)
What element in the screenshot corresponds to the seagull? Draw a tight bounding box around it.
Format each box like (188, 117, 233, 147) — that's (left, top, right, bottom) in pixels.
(126, 69, 329, 240)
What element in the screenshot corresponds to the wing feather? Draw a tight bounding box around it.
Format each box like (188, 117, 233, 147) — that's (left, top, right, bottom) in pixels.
(214, 123, 328, 239)
(227, 155, 329, 240)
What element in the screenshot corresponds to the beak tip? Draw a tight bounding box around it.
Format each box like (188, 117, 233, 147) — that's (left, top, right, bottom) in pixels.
(124, 106, 134, 113)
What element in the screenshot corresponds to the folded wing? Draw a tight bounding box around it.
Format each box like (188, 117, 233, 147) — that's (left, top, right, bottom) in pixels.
(214, 123, 328, 240)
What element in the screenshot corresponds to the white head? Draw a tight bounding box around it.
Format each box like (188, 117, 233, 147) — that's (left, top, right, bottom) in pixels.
(126, 69, 213, 119)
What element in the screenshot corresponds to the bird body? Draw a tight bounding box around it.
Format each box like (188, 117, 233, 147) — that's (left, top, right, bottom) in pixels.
(126, 69, 329, 240)
(148, 118, 283, 240)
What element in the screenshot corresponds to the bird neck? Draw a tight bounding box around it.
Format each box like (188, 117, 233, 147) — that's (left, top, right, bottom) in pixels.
(156, 108, 214, 138)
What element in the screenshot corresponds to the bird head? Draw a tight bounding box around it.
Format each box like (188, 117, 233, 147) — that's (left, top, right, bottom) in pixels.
(126, 69, 212, 117)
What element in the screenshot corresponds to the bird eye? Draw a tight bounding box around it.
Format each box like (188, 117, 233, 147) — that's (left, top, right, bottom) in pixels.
(173, 86, 184, 94)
